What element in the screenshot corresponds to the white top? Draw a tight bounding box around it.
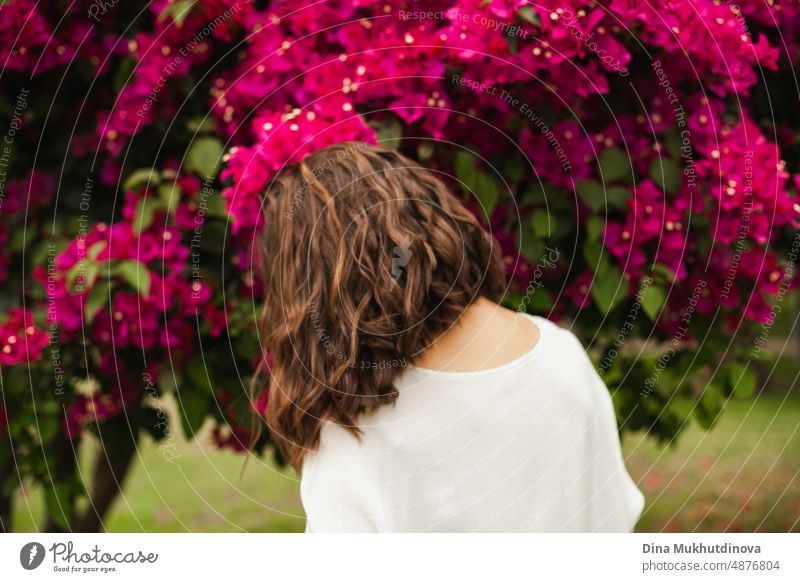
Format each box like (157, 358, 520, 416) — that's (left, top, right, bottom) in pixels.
(300, 314, 645, 532)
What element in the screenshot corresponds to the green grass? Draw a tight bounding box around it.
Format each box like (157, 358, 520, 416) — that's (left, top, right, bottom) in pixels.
(625, 394, 800, 532)
(12, 420, 306, 533)
(12, 394, 799, 532)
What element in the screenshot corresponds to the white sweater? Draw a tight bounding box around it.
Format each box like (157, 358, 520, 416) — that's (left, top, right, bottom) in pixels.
(301, 314, 645, 532)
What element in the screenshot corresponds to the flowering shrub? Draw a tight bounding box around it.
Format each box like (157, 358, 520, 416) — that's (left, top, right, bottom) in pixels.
(0, 0, 798, 530)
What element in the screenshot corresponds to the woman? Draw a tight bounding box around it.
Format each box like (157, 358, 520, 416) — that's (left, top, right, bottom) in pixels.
(253, 142, 644, 532)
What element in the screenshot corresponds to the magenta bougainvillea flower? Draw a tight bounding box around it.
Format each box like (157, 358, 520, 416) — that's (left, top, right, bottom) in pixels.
(1, 0, 798, 460)
(0, 308, 49, 366)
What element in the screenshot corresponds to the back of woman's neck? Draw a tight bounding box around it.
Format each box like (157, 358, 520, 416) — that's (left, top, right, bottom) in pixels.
(412, 297, 541, 373)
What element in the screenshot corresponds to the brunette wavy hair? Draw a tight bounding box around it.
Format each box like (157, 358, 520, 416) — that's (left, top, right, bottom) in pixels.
(252, 142, 505, 469)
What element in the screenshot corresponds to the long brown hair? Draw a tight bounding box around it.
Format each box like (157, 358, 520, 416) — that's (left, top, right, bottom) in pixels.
(252, 142, 505, 469)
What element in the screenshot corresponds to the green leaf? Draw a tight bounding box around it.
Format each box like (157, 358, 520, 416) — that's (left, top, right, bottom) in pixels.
(504, 158, 525, 183)
(727, 362, 757, 398)
(583, 240, 610, 275)
(528, 289, 553, 310)
(198, 221, 229, 255)
(158, 0, 193, 25)
(749, 347, 774, 363)
(205, 192, 229, 218)
(531, 209, 555, 238)
(606, 186, 631, 209)
(417, 142, 434, 162)
(186, 357, 214, 394)
(454, 151, 478, 189)
(158, 182, 182, 215)
(586, 216, 604, 241)
(234, 333, 259, 359)
(87, 240, 106, 261)
(186, 137, 224, 180)
(649, 158, 682, 194)
(133, 196, 165, 237)
(518, 5, 541, 26)
(66, 261, 84, 290)
(506, 33, 519, 55)
(116, 260, 151, 298)
(591, 264, 626, 315)
(669, 395, 695, 423)
(474, 172, 498, 216)
(374, 117, 402, 143)
(518, 229, 544, 263)
(123, 168, 160, 191)
(664, 129, 682, 159)
(599, 356, 624, 384)
(44, 482, 73, 530)
(453, 151, 498, 216)
(7, 228, 31, 254)
(112, 57, 136, 93)
(82, 262, 99, 291)
(599, 148, 631, 183)
(177, 388, 209, 439)
(640, 284, 666, 321)
(36, 416, 60, 443)
(500, 293, 524, 311)
(576, 179, 605, 212)
(186, 116, 215, 134)
(697, 381, 724, 430)
(651, 263, 676, 283)
(85, 279, 112, 323)
(0, 462, 21, 495)
(30, 239, 67, 270)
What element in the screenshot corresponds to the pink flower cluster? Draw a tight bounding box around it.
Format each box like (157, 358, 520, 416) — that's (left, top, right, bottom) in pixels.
(212, 388, 269, 452)
(205, 0, 797, 330)
(0, 0, 121, 75)
(221, 105, 376, 234)
(95, 0, 254, 156)
(63, 353, 142, 439)
(597, 95, 798, 323)
(624, 0, 779, 96)
(37, 178, 226, 354)
(0, 308, 49, 366)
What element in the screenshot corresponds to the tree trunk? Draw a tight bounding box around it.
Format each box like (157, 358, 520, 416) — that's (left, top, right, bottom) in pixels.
(0, 489, 11, 532)
(44, 432, 77, 532)
(74, 407, 141, 532)
(0, 456, 12, 531)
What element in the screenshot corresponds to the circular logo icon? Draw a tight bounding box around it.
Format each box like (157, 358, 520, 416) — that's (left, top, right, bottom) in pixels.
(20, 542, 46, 570)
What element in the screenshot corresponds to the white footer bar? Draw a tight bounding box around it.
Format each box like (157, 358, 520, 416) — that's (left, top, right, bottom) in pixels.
(1, 533, 797, 581)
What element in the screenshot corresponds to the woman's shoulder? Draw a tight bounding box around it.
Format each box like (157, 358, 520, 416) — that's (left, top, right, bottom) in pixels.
(301, 420, 378, 479)
(524, 314, 592, 360)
